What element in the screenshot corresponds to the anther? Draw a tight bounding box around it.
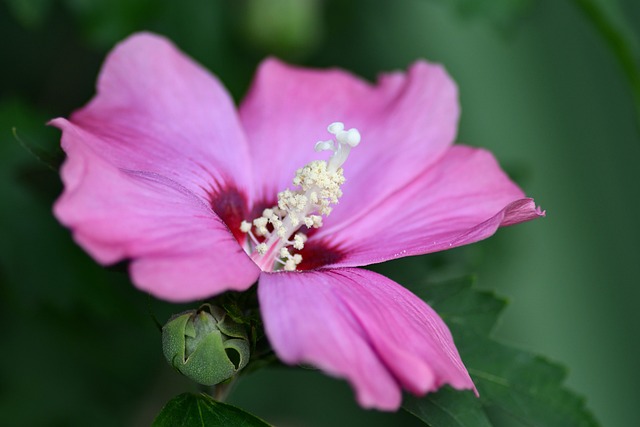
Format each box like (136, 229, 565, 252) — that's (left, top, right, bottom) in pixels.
(256, 243, 268, 255)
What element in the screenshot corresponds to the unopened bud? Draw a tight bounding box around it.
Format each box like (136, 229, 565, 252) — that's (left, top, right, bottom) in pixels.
(162, 304, 250, 386)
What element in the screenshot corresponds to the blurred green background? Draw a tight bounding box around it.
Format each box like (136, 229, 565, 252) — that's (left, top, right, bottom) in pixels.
(1, 0, 638, 426)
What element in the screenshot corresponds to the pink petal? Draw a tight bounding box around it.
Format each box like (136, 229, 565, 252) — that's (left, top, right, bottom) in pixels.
(240, 58, 458, 225)
(66, 32, 253, 203)
(315, 145, 544, 268)
(54, 120, 260, 302)
(259, 268, 475, 410)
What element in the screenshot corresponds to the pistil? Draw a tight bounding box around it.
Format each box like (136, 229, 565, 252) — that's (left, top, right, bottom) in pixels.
(240, 122, 360, 271)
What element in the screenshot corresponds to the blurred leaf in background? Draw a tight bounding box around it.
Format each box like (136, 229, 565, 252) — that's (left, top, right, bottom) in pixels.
(232, 0, 323, 60)
(572, 0, 640, 129)
(4, 0, 53, 28)
(430, 0, 534, 30)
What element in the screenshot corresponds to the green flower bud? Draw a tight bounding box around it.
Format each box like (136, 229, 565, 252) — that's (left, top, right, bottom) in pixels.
(162, 304, 250, 386)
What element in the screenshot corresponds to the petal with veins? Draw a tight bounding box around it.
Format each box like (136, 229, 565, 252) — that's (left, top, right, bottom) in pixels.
(54, 121, 260, 302)
(259, 268, 475, 410)
(313, 145, 544, 267)
(66, 32, 254, 202)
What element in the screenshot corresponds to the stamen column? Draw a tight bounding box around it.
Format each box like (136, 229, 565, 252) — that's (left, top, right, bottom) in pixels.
(240, 122, 360, 271)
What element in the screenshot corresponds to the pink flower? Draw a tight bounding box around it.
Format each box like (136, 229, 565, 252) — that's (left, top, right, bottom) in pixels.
(51, 33, 543, 410)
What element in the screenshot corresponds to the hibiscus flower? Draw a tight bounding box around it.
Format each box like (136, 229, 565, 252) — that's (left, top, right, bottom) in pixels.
(51, 32, 543, 410)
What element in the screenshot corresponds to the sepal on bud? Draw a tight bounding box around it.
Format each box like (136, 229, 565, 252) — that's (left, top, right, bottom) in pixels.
(162, 304, 250, 386)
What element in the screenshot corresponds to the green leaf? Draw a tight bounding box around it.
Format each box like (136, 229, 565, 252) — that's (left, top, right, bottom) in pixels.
(464, 336, 598, 427)
(402, 277, 599, 427)
(413, 276, 506, 336)
(404, 388, 492, 427)
(153, 393, 272, 427)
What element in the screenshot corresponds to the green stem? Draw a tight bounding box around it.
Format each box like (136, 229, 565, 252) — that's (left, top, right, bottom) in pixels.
(212, 377, 237, 402)
(197, 383, 215, 396)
